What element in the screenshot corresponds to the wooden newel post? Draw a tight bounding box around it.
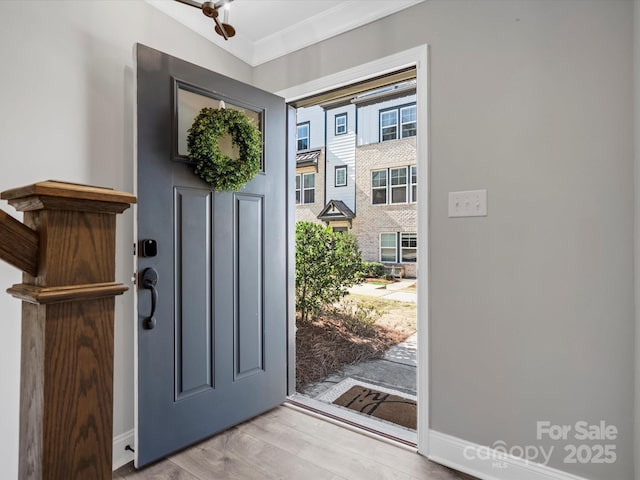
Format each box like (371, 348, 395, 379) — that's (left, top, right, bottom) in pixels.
(0, 181, 136, 480)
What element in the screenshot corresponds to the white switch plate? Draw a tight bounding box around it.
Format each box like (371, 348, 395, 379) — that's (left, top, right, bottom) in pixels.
(448, 190, 488, 217)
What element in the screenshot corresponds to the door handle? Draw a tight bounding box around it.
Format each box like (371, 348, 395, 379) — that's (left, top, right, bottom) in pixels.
(141, 268, 158, 330)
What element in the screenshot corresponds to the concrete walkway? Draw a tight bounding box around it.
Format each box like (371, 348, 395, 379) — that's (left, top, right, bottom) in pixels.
(299, 280, 418, 421)
(301, 332, 417, 400)
(348, 279, 417, 303)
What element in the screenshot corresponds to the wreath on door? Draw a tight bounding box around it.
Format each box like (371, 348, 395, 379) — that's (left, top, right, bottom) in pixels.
(187, 107, 262, 191)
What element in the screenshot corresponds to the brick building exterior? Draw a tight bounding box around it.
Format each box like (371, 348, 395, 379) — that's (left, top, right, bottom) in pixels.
(295, 86, 418, 278)
(353, 138, 417, 278)
(295, 148, 325, 224)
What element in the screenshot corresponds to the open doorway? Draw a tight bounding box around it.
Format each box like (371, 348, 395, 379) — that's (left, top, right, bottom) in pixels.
(285, 63, 424, 446)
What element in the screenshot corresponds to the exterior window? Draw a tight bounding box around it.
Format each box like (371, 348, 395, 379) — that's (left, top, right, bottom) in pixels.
(371, 169, 388, 205)
(410, 165, 417, 203)
(296, 173, 315, 204)
(372, 166, 415, 205)
(380, 110, 398, 141)
(335, 113, 347, 135)
(335, 166, 347, 187)
(401, 233, 417, 262)
(303, 173, 315, 204)
(297, 122, 309, 151)
(390, 167, 407, 204)
(380, 103, 416, 142)
(401, 105, 417, 138)
(380, 233, 397, 263)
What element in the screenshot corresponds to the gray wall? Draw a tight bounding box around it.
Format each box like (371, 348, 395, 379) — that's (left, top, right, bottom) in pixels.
(634, 2, 640, 479)
(0, 1, 251, 477)
(254, 1, 635, 479)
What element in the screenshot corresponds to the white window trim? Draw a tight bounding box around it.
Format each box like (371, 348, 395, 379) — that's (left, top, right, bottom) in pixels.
(400, 232, 417, 263)
(373, 166, 417, 205)
(410, 165, 417, 203)
(379, 109, 398, 142)
(296, 173, 315, 205)
(400, 104, 417, 139)
(302, 172, 315, 204)
(380, 103, 417, 142)
(335, 113, 347, 135)
(371, 168, 388, 205)
(297, 122, 309, 151)
(335, 165, 347, 187)
(390, 167, 408, 204)
(380, 232, 398, 263)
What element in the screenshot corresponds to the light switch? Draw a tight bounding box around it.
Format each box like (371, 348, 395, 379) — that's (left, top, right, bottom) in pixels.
(448, 190, 487, 217)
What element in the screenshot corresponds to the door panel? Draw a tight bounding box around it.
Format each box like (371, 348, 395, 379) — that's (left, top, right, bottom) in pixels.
(136, 44, 287, 467)
(234, 194, 264, 379)
(174, 187, 214, 399)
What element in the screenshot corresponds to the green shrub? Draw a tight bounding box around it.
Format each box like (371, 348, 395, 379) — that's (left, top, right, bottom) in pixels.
(296, 221, 363, 323)
(360, 261, 386, 278)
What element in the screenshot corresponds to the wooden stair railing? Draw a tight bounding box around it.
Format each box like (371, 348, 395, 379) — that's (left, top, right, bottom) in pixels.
(0, 181, 136, 480)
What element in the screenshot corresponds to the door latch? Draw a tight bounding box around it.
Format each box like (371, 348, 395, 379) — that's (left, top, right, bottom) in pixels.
(141, 268, 158, 330)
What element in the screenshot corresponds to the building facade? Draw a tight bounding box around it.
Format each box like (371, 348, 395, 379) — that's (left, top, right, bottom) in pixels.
(295, 85, 417, 277)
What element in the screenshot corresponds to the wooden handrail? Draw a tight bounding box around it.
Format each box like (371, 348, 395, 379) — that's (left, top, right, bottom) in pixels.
(0, 209, 38, 276)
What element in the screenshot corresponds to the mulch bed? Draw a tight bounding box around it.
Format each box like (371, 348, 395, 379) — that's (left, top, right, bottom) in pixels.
(296, 314, 410, 391)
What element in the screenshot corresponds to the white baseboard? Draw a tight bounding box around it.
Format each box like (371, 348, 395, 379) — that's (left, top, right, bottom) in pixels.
(113, 429, 135, 471)
(428, 430, 588, 480)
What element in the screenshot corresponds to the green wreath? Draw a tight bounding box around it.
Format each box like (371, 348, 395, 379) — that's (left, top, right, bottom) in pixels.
(187, 107, 262, 191)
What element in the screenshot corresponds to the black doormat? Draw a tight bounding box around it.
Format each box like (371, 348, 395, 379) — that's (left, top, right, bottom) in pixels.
(332, 385, 416, 430)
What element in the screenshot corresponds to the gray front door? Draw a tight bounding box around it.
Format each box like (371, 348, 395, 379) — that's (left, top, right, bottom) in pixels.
(135, 44, 287, 467)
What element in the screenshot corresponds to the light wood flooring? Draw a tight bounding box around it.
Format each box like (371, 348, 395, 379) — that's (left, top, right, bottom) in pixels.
(115, 405, 476, 480)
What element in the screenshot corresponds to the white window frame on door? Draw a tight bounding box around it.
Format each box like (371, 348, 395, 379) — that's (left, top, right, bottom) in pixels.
(279, 44, 429, 455)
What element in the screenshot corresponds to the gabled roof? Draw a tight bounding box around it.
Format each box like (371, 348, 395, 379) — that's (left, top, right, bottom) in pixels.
(317, 200, 356, 222)
(296, 149, 321, 167)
